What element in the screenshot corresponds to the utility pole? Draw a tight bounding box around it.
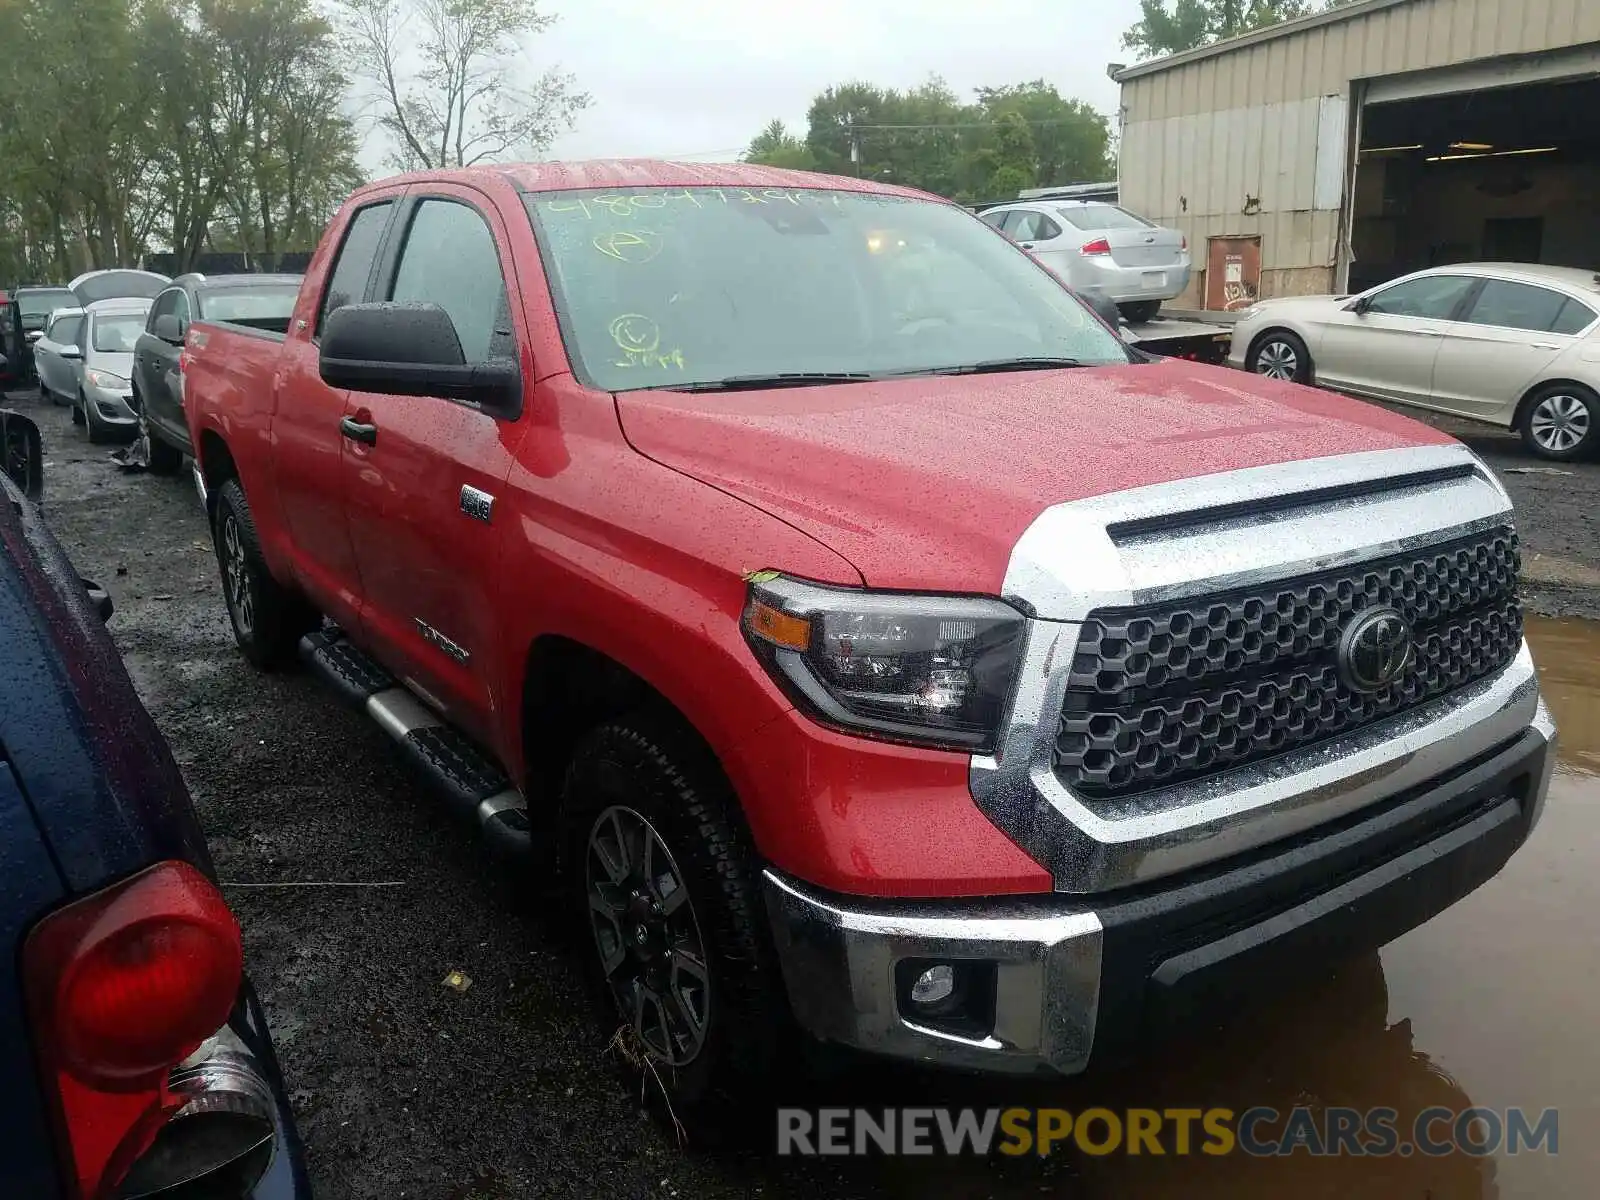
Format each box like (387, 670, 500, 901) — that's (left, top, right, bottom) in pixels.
(848, 121, 862, 177)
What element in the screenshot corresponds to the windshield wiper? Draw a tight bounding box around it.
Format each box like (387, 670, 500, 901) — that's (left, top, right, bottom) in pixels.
(664, 372, 877, 393)
(895, 356, 1091, 377)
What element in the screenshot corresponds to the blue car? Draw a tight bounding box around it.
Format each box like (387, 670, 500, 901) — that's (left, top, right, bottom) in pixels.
(0, 409, 309, 1200)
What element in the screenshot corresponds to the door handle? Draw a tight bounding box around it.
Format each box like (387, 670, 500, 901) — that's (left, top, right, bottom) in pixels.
(1529, 342, 1560, 351)
(339, 416, 377, 445)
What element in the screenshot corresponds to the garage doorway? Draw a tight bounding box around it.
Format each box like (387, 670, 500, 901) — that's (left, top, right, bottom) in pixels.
(1349, 72, 1600, 294)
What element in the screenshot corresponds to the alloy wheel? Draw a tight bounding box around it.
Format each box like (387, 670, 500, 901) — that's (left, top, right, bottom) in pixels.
(585, 805, 711, 1066)
(220, 513, 255, 636)
(1254, 340, 1299, 380)
(1529, 393, 1591, 455)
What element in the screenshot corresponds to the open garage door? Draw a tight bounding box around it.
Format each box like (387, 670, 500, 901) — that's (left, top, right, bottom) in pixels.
(1350, 68, 1600, 294)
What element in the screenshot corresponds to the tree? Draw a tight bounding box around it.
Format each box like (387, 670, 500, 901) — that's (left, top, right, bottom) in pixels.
(744, 120, 816, 171)
(743, 75, 1114, 204)
(973, 82, 1114, 187)
(340, 0, 589, 170)
(1122, 0, 1357, 59)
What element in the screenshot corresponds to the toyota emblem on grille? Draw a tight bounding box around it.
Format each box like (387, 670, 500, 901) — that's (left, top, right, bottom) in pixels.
(1338, 606, 1413, 693)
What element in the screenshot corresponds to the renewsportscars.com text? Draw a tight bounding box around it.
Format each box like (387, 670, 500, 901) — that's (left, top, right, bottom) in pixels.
(776, 1106, 1559, 1158)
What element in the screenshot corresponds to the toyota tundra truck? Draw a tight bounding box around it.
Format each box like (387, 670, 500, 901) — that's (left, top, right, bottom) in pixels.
(180, 162, 1556, 1112)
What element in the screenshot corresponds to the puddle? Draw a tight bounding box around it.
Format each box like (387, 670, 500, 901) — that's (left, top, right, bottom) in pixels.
(803, 617, 1600, 1200)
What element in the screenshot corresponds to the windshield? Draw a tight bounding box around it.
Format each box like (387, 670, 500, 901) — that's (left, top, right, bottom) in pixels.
(1056, 206, 1154, 232)
(199, 284, 300, 322)
(524, 187, 1129, 392)
(18, 289, 76, 325)
(91, 314, 145, 353)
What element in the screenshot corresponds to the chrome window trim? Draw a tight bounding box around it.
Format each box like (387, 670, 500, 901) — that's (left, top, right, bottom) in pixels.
(975, 444, 1535, 893)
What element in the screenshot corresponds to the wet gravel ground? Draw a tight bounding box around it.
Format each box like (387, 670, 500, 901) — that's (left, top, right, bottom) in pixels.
(6, 383, 1600, 1199)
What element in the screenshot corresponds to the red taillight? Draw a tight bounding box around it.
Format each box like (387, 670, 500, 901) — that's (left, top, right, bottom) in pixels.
(1181, 234, 1188, 251)
(24, 862, 242, 1199)
(1080, 237, 1112, 256)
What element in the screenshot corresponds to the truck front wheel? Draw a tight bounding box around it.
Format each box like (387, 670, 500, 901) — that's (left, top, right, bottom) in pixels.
(560, 715, 785, 1125)
(210, 478, 319, 669)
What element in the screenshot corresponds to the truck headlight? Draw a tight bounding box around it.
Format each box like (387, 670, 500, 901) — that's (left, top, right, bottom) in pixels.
(742, 574, 1025, 752)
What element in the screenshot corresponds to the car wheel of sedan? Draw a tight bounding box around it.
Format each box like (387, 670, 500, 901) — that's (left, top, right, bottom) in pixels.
(70, 396, 85, 427)
(210, 478, 320, 668)
(1119, 299, 1162, 324)
(1248, 330, 1312, 384)
(560, 714, 785, 1128)
(1520, 384, 1596, 462)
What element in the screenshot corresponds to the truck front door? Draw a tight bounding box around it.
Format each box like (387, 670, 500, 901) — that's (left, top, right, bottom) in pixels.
(271, 196, 400, 630)
(338, 187, 524, 741)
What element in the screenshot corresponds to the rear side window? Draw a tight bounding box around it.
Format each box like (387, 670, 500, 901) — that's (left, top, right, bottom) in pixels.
(386, 199, 510, 364)
(1005, 210, 1061, 242)
(318, 201, 393, 333)
(1552, 298, 1598, 335)
(1465, 279, 1583, 334)
(48, 314, 83, 346)
(1056, 205, 1153, 232)
(200, 285, 300, 323)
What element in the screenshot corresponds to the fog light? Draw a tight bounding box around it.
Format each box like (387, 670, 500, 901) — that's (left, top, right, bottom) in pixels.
(910, 964, 956, 1007)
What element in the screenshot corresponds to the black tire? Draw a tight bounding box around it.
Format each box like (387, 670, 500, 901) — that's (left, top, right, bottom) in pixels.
(137, 403, 184, 475)
(1119, 299, 1162, 323)
(210, 477, 318, 669)
(559, 714, 785, 1130)
(1247, 328, 1313, 384)
(1519, 382, 1597, 462)
(70, 396, 85, 426)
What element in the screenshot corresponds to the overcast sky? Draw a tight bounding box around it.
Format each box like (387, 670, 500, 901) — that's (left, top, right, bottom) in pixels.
(533, 0, 1147, 162)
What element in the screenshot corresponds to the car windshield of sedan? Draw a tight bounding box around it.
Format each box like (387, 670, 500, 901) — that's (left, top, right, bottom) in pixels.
(525, 187, 1130, 393)
(91, 314, 145, 352)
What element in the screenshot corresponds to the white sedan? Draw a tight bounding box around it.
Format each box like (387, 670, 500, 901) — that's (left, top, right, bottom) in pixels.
(1229, 263, 1600, 460)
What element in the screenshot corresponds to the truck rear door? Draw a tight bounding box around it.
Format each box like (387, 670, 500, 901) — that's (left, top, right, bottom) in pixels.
(336, 185, 525, 740)
(270, 195, 402, 630)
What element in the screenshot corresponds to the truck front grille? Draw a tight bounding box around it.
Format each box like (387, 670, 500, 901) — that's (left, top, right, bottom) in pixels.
(1055, 527, 1521, 798)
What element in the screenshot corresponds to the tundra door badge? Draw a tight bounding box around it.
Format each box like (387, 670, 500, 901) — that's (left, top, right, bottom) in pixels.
(460, 484, 494, 524)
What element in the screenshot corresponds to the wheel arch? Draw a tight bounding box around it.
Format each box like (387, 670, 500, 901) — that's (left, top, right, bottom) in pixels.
(1513, 377, 1599, 433)
(517, 633, 743, 846)
(196, 428, 238, 511)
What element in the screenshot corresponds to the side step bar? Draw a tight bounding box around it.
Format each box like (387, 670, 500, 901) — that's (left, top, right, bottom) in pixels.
(299, 628, 532, 862)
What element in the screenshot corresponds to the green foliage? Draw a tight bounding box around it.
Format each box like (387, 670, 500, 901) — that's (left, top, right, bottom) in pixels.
(0, 0, 364, 279)
(1122, 0, 1358, 59)
(743, 76, 1114, 204)
(744, 120, 817, 171)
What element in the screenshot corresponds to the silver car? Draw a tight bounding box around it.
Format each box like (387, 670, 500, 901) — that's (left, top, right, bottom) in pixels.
(980, 200, 1191, 323)
(1230, 263, 1600, 461)
(32, 307, 87, 404)
(68, 298, 152, 443)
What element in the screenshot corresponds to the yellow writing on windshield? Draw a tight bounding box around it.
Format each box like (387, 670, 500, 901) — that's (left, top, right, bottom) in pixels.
(593, 229, 664, 264)
(540, 189, 843, 219)
(608, 313, 685, 370)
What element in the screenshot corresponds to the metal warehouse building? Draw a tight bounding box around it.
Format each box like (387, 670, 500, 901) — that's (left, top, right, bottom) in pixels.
(1114, 0, 1600, 311)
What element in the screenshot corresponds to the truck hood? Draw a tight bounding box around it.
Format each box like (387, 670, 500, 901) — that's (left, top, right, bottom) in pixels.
(615, 360, 1454, 595)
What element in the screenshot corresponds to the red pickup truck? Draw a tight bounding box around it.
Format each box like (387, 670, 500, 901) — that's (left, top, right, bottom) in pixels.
(183, 161, 1555, 1112)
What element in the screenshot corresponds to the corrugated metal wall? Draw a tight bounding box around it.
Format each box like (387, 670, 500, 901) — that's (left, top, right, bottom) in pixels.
(1118, 0, 1600, 305)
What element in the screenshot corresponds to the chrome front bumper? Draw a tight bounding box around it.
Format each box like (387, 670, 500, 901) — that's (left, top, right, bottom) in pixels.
(766, 701, 1555, 1076)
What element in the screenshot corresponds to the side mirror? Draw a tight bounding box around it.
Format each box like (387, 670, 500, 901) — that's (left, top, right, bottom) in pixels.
(1346, 295, 1371, 315)
(81, 578, 114, 623)
(59, 344, 83, 360)
(25, 329, 43, 344)
(319, 302, 522, 416)
(0, 409, 44, 502)
(153, 313, 185, 344)
(1072, 286, 1124, 330)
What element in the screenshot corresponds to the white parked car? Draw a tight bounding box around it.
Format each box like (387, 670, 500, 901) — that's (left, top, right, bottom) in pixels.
(1231, 263, 1600, 460)
(32, 307, 87, 405)
(979, 200, 1190, 323)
